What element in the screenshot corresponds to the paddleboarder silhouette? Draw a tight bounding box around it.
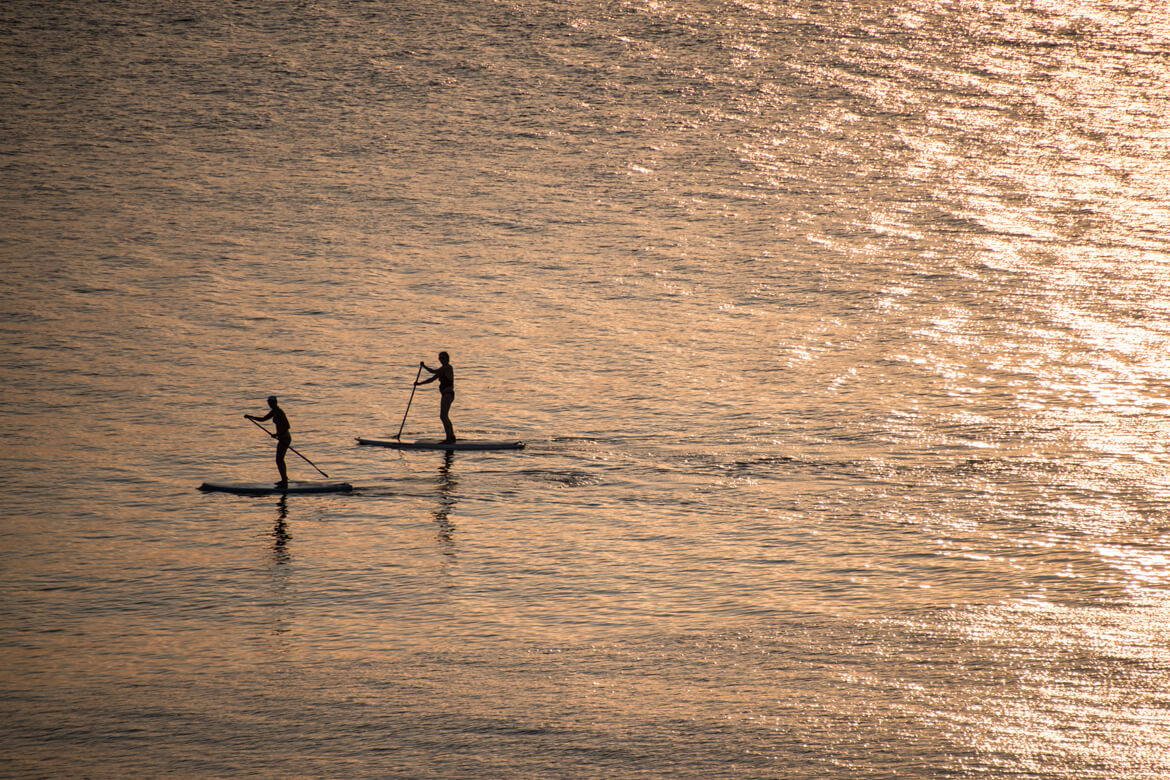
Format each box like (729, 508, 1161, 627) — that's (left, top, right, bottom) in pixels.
(245, 395, 291, 487)
(416, 352, 456, 443)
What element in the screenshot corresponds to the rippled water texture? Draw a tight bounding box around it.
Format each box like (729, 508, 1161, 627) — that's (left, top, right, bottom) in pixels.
(4, 0, 1170, 777)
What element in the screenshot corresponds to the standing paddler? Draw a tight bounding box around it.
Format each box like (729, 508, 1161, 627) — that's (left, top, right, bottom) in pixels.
(245, 395, 291, 487)
(415, 351, 456, 443)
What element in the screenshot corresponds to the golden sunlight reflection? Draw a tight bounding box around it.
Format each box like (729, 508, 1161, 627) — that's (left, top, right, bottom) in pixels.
(9, 0, 1170, 776)
(1096, 545, 1170, 589)
(921, 598, 1170, 775)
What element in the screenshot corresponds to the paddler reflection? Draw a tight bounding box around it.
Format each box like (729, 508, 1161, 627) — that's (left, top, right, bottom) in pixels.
(434, 450, 457, 551)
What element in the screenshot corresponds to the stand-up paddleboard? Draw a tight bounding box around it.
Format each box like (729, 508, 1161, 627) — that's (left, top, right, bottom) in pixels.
(356, 437, 525, 451)
(199, 480, 353, 495)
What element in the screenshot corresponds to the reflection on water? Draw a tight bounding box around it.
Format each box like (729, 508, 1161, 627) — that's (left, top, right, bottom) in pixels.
(271, 495, 291, 566)
(434, 450, 457, 553)
(264, 494, 296, 646)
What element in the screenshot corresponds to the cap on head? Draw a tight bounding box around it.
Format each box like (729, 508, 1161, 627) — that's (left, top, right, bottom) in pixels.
(267, 395, 278, 405)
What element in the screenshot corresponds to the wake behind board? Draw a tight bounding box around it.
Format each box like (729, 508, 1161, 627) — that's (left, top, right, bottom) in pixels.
(356, 437, 525, 451)
(199, 480, 353, 496)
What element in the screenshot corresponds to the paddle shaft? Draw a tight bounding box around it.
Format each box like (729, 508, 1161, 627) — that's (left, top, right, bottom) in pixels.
(395, 364, 424, 440)
(247, 417, 330, 478)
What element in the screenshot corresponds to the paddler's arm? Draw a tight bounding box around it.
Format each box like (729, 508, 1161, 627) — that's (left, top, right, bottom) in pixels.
(415, 362, 438, 385)
(244, 410, 277, 435)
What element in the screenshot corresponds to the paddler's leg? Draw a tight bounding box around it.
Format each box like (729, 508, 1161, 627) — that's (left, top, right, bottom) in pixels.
(275, 437, 290, 487)
(440, 391, 456, 443)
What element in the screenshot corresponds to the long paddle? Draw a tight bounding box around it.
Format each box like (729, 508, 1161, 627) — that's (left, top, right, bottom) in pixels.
(395, 364, 424, 440)
(247, 417, 331, 478)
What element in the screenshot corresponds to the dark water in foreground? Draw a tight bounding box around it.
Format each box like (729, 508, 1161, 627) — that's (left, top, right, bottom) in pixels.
(4, 0, 1170, 776)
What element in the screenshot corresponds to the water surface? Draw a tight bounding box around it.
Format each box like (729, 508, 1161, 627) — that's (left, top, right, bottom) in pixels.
(4, 0, 1170, 776)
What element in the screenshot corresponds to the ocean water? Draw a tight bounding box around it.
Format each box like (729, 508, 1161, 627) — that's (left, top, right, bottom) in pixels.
(4, 0, 1170, 776)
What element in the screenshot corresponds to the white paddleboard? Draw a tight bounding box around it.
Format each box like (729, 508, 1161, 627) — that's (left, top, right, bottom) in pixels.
(356, 437, 525, 451)
(199, 480, 353, 495)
